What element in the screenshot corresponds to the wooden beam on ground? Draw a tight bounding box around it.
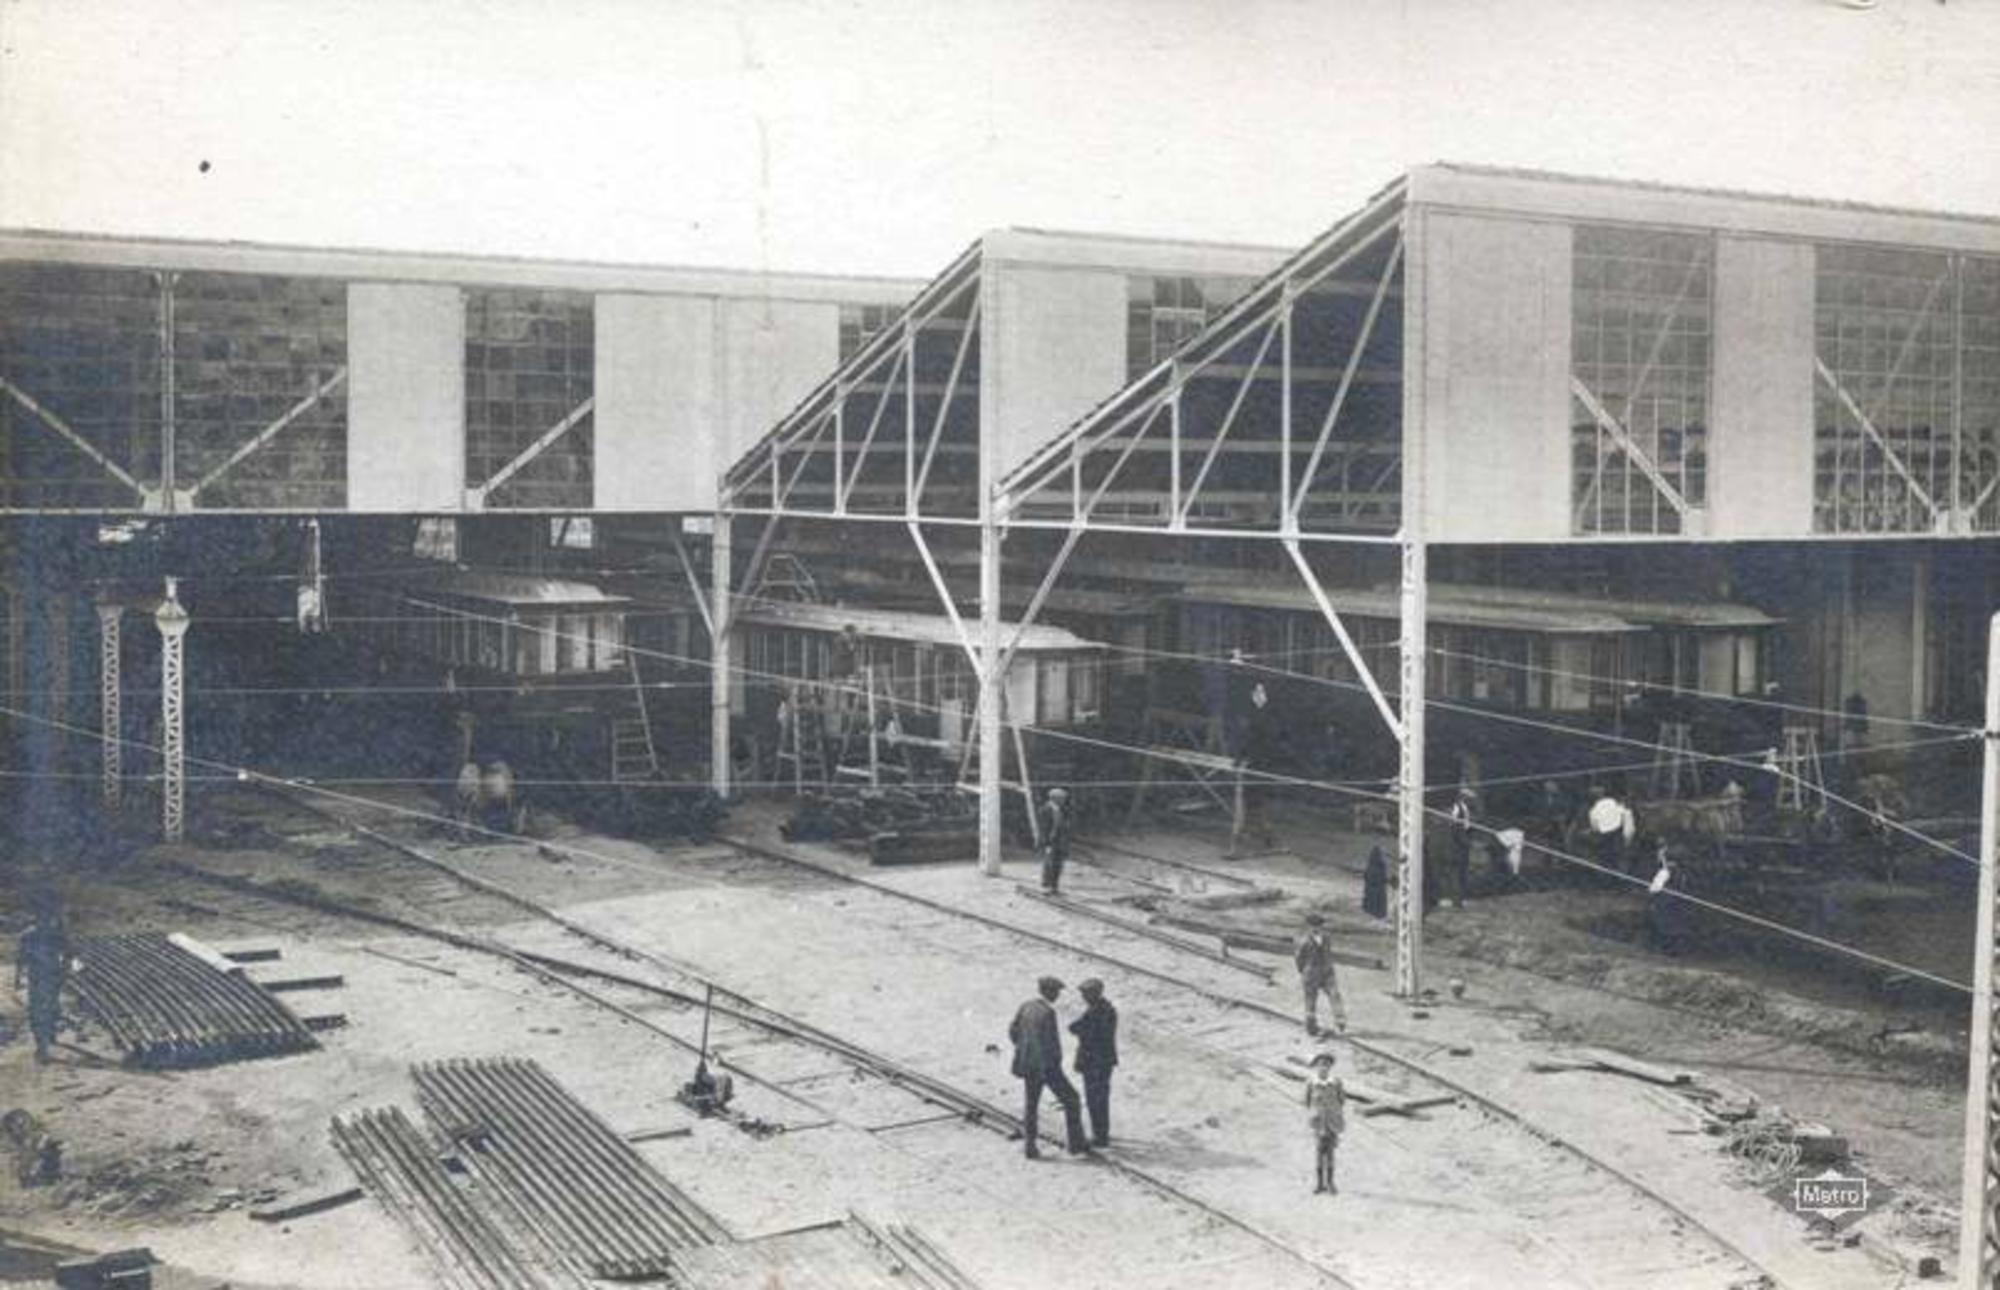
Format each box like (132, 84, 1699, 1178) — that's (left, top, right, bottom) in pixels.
(1014, 887, 1274, 981)
(256, 973, 346, 993)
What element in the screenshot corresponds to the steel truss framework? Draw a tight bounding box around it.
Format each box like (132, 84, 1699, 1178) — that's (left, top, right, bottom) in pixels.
(0, 266, 350, 513)
(717, 181, 1434, 995)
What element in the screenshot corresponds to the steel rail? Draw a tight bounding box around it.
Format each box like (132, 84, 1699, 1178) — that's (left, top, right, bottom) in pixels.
(417, 1061, 671, 1276)
(719, 833, 1782, 1289)
(173, 806, 1357, 1290)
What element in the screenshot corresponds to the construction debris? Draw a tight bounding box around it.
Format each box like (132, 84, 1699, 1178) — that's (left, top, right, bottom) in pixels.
(52, 1248, 154, 1290)
(68, 934, 320, 1068)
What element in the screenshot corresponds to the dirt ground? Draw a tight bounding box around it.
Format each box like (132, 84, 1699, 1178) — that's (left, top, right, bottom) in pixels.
(0, 782, 1964, 1288)
(1093, 794, 1969, 1260)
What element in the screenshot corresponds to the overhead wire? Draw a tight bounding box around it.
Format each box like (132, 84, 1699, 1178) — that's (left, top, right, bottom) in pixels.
(0, 694, 1970, 998)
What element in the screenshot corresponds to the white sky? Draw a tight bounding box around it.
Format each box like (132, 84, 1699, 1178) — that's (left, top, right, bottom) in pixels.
(2, 0, 1997, 280)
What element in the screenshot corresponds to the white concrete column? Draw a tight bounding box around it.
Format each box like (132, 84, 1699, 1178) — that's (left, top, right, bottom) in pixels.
(710, 515, 733, 798)
(96, 603, 122, 807)
(154, 578, 190, 841)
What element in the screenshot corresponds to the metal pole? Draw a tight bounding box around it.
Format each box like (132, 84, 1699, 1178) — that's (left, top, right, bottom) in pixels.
(978, 515, 1003, 876)
(47, 598, 69, 765)
(155, 578, 190, 841)
(710, 515, 732, 799)
(1958, 611, 2000, 1289)
(1396, 537, 1428, 998)
(97, 603, 122, 807)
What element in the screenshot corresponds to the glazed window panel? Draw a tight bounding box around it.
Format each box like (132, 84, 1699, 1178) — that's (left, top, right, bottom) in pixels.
(1571, 226, 1713, 535)
(1126, 275, 1258, 379)
(173, 272, 348, 508)
(466, 289, 594, 509)
(1814, 245, 1957, 533)
(1961, 256, 2000, 531)
(838, 303, 898, 363)
(0, 264, 162, 509)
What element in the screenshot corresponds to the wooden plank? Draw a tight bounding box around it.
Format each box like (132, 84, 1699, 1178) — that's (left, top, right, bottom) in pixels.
(1568, 1047, 1697, 1087)
(221, 947, 283, 964)
(258, 973, 346, 993)
(1359, 1093, 1458, 1119)
(249, 1186, 364, 1223)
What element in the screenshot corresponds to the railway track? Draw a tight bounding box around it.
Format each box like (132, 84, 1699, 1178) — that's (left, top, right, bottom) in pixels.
(171, 788, 1355, 1290)
(177, 783, 1787, 1289)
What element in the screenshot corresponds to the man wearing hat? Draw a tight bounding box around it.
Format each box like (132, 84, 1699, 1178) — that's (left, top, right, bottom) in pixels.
(1068, 978, 1118, 1148)
(1293, 913, 1347, 1037)
(1008, 975, 1087, 1158)
(1038, 787, 1073, 895)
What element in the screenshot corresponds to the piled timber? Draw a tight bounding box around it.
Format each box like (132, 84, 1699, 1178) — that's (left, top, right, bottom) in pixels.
(331, 1107, 583, 1290)
(413, 1058, 727, 1279)
(69, 934, 319, 1068)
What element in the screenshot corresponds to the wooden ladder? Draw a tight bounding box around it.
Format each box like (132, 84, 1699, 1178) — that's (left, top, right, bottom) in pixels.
(611, 653, 662, 783)
(1647, 721, 1702, 799)
(1776, 724, 1827, 813)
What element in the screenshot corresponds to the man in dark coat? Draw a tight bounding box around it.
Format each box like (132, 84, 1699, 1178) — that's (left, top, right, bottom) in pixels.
(1361, 844, 1390, 919)
(1009, 976, 1086, 1158)
(1039, 788, 1072, 894)
(1069, 978, 1118, 1148)
(16, 909, 71, 1064)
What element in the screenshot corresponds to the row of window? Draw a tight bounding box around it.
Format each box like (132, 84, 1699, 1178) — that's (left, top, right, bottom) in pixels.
(1570, 226, 2000, 537)
(735, 625, 1103, 731)
(1178, 603, 1766, 714)
(363, 595, 628, 677)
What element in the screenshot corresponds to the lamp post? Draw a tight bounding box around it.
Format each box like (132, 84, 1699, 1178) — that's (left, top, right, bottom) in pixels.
(154, 578, 189, 841)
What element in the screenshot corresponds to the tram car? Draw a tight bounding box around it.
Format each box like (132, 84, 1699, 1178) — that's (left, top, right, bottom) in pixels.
(344, 571, 703, 824)
(729, 599, 1110, 819)
(1151, 577, 1783, 817)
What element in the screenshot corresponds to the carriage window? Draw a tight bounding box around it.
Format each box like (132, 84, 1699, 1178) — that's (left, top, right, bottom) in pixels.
(1040, 658, 1070, 726)
(1735, 633, 1762, 696)
(1072, 656, 1102, 722)
(596, 613, 624, 670)
(1549, 638, 1595, 712)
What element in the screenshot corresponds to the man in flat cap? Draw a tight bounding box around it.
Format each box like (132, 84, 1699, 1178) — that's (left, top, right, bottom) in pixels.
(1294, 912, 1347, 1037)
(1069, 978, 1118, 1148)
(1009, 975, 1087, 1158)
(1039, 787, 1073, 895)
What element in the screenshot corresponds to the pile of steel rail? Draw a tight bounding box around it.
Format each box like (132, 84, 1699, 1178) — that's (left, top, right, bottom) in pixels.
(414, 1058, 728, 1278)
(334, 1059, 727, 1288)
(69, 934, 319, 1068)
(331, 1106, 585, 1290)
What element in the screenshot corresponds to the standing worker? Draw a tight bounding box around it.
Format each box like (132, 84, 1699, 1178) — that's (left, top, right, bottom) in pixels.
(1447, 787, 1477, 907)
(16, 907, 71, 1065)
(1293, 913, 1348, 1037)
(1304, 1049, 1347, 1195)
(1008, 976, 1087, 1159)
(1069, 978, 1118, 1148)
(1587, 785, 1635, 881)
(1039, 787, 1073, 895)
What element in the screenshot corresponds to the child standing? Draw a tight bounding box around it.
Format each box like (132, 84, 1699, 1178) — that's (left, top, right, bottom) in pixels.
(1304, 1049, 1346, 1195)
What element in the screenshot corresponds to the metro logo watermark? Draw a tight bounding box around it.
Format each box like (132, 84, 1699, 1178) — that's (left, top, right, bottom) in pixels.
(1792, 1169, 1870, 1222)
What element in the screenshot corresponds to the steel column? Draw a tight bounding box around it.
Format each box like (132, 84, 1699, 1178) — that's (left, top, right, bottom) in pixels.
(155, 578, 189, 841)
(978, 516, 1003, 876)
(1395, 538, 1427, 998)
(710, 514, 732, 798)
(97, 603, 122, 807)
(1959, 612, 2000, 1289)
(47, 598, 70, 762)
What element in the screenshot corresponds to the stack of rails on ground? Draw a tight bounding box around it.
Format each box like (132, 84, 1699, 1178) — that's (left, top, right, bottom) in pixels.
(3, 159, 1997, 1289)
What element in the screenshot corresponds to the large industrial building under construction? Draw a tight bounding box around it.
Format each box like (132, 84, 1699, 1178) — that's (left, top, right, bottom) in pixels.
(4, 166, 1999, 1290)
